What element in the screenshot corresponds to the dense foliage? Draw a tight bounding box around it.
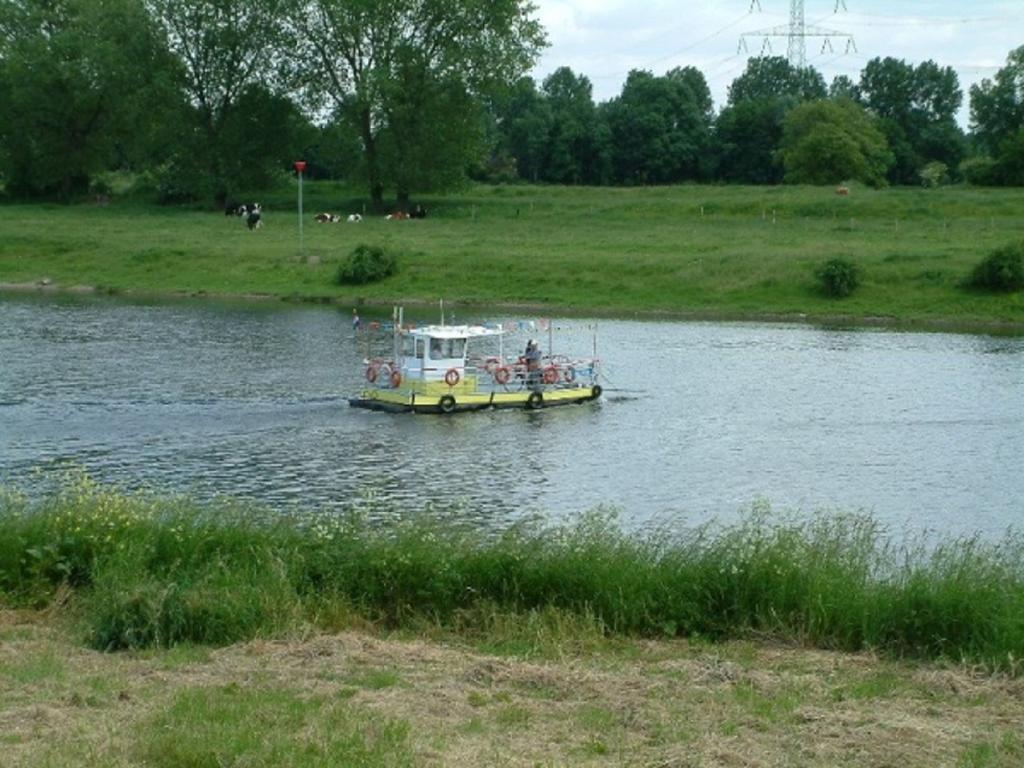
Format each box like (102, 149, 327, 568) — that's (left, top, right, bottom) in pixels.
(815, 258, 861, 298)
(2, 478, 1023, 672)
(967, 242, 1024, 293)
(335, 244, 397, 285)
(1, 1, 1021, 202)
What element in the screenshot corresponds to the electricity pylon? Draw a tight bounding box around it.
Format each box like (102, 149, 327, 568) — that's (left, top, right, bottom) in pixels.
(739, 0, 856, 68)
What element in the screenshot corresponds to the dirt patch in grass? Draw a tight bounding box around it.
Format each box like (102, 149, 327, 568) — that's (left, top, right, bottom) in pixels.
(1, 610, 1023, 767)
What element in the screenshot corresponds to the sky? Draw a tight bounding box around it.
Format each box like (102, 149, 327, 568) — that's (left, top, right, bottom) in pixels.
(530, 0, 1022, 127)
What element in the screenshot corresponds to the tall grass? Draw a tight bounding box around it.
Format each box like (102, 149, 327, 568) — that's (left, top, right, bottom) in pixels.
(1, 476, 1022, 671)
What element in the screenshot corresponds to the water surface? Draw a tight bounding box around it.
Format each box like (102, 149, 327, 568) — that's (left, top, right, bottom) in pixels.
(1, 294, 1021, 536)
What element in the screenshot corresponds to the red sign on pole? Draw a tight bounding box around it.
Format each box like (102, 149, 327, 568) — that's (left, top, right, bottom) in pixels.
(294, 161, 307, 173)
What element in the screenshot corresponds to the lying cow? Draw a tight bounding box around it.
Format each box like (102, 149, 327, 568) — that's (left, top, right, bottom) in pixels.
(386, 211, 409, 221)
(347, 213, 362, 223)
(315, 212, 341, 223)
(411, 204, 427, 219)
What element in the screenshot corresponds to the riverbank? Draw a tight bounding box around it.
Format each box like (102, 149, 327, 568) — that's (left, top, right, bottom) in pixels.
(2, 183, 1023, 330)
(3, 611, 1023, 768)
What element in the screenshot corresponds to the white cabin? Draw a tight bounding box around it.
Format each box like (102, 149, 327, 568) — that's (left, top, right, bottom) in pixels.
(398, 325, 503, 384)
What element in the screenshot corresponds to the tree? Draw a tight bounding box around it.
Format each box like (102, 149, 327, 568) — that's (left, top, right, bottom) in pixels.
(0, 0, 175, 200)
(604, 68, 713, 184)
(715, 99, 787, 184)
(714, 57, 825, 184)
(492, 77, 551, 182)
(858, 57, 965, 184)
(829, 75, 858, 101)
(970, 46, 1024, 184)
(292, 0, 545, 209)
(541, 67, 598, 184)
(727, 56, 826, 104)
(146, 0, 295, 205)
(778, 98, 891, 187)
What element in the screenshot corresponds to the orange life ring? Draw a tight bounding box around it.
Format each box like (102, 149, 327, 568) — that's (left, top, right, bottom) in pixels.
(390, 369, 402, 388)
(543, 366, 559, 385)
(563, 366, 576, 383)
(366, 365, 378, 383)
(444, 368, 460, 387)
(494, 366, 511, 385)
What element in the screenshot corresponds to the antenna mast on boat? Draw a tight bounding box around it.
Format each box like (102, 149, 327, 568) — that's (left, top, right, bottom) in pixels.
(393, 306, 402, 363)
(439, 299, 445, 326)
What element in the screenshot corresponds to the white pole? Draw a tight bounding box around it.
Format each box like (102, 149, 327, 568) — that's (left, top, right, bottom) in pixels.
(298, 170, 304, 256)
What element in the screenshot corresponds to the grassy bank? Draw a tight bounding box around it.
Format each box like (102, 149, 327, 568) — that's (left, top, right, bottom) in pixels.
(2, 183, 1024, 328)
(2, 477, 1022, 672)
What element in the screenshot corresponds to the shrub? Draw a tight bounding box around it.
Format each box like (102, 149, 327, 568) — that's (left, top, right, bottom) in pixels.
(967, 243, 1024, 293)
(335, 245, 397, 285)
(959, 156, 998, 186)
(815, 258, 860, 298)
(919, 161, 949, 188)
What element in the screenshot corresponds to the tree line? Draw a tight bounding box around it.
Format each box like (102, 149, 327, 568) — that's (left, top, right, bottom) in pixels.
(0, 0, 1021, 208)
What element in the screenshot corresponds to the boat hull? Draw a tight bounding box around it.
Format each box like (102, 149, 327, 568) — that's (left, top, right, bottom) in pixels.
(349, 385, 602, 414)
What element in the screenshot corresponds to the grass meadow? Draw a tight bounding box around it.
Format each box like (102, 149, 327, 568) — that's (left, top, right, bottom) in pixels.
(2, 182, 1023, 327)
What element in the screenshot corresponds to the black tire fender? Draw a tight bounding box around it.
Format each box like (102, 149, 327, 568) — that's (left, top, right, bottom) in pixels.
(527, 391, 543, 410)
(439, 394, 456, 414)
(591, 384, 603, 400)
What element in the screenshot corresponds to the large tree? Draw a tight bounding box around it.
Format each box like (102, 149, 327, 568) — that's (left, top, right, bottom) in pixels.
(292, 0, 545, 209)
(494, 76, 552, 182)
(604, 67, 713, 184)
(0, 0, 174, 199)
(857, 57, 965, 184)
(541, 67, 599, 185)
(970, 46, 1024, 166)
(727, 56, 826, 104)
(778, 98, 891, 187)
(146, 0, 296, 205)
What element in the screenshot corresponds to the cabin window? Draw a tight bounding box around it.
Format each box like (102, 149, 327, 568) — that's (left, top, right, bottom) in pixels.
(402, 336, 424, 359)
(428, 338, 465, 359)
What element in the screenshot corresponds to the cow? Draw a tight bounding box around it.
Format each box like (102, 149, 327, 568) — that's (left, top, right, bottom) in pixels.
(386, 210, 409, 221)
(410, 204, 427, 219)
(347, 213, 362, 223)
(315, 212, 341, 223)
(246, 203, 263, 230)
(836, 186, 850, 196)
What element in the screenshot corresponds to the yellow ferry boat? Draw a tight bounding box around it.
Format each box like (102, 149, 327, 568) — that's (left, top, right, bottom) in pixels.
(348, 310, 602, 414)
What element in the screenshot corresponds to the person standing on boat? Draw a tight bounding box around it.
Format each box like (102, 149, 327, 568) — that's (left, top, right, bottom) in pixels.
(525, 339, 542, 388)
(352, 308, 361, 332)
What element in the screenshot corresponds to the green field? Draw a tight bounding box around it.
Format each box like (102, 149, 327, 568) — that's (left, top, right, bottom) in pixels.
(2, 182, 1023, 328)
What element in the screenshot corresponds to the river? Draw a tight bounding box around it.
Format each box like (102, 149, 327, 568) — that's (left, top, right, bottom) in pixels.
(1, 293, 1021, 537)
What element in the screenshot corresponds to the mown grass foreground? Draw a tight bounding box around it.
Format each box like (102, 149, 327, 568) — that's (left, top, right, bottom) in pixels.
(2, 477, 1022, 673)
(2, 183, 1024, 328)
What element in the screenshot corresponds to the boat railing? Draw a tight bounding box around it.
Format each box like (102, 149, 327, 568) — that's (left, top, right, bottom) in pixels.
(363, 354, 599, 393)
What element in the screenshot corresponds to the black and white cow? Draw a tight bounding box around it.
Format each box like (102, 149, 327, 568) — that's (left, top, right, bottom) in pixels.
(246, 203, 263, 230)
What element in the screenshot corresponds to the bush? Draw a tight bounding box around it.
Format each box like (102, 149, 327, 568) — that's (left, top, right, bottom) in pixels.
(919, 161, 949, 188)
(815, 258, 860, 298)
(335, 244, 397, 285)
(967, 243, 1024, 293)
(959, 156, 999, 186)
